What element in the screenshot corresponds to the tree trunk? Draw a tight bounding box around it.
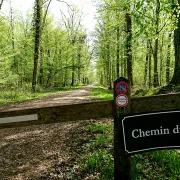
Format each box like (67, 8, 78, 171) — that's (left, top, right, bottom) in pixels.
(116, 13, 120, 78)
(153, 39, 159, 87)
(125, 12, 133, 86)
(153, 0, 160, 87)
(166, 33, 172, 84)
(32, 0, 41, 92)
(121, 46, 124, 77)
(39, 45, 43, 86)
(123, 50, 127, 77)
(159, 36, 164, 86)
(144, 42, 149, 86)
(77, 44, 81, 84)
(149, 42, 152, 88)
(10, 6, 17, 74)
(106, 35, 112, 89)
(63, 59, 68, 87)
(170, 0, 180, 85)
(71, 55, 75, 86)
(0, 0, 4, 10)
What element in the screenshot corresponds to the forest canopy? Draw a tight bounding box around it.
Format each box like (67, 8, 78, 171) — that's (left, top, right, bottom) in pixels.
(0, 0, 180, 93)
(0, 0, 94, 92)
(94, 0, 180, 91)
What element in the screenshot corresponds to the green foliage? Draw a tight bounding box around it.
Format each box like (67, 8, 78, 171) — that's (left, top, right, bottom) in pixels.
(0, 2, 93, 92)
(79, 123, 114, 180)
(77, 122, 180, 179)
(80, 150, 114, 180)
(95, 0, 175, 88)
(152, 150, 180, 176)
(91, 87, 113, 100)
(131, 150, 180, 179)
(86, 124, 111, 133)
(92, 134, 112, 147)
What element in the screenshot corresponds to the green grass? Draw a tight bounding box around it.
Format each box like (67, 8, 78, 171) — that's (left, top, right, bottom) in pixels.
(80, 150, 114, 180)
(77, 123, 180, 179)
(91, 86, 156, 101)
(131, 150, 180, 179)
(86, 124, 112, 133)
(79, 123, 114, 180)
(91, 87, 113, 100)
(0, 86, 80, 107)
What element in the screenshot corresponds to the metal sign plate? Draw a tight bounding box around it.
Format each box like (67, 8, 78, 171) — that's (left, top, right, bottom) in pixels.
(0, 114, 38, 124)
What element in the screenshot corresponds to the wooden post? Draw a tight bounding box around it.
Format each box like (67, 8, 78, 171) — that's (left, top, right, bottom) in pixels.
(113, 77, 131, 180)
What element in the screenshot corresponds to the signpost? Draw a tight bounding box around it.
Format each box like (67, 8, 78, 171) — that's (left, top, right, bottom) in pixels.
(113, 77, 131, 180)
(113, 77, 180, 179)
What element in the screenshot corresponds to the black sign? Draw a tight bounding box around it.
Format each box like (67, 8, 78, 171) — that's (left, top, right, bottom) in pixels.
(122, 110, 180, 154)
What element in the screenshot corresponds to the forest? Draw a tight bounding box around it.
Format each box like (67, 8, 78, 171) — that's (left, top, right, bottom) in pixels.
(0, 0, 94, 93)
(1, 1, 180, 179)
(0, 0, 180, 93)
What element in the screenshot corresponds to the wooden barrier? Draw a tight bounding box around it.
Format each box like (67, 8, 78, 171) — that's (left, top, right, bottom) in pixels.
(1, 91, 180, 128)
(0, 101, 113, 128)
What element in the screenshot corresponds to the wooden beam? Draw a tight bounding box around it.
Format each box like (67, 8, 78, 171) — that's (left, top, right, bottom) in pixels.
(0, 101, 113, 128)
(1, 92, 180, 128)
(131, 92, 180, 114)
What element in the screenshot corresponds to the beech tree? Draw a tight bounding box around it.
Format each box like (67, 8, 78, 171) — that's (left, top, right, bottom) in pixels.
(170, 0, 180, 85)
(32, 0, 42, 92)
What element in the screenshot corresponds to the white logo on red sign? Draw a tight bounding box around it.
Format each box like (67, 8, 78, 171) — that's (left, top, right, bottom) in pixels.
(116, 94, 128, 107)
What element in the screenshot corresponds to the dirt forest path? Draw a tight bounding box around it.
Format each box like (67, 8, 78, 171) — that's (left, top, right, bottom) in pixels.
(0, 85, 98, 112)
(0, 85, 112, 180)
(0, 117, 112, 180)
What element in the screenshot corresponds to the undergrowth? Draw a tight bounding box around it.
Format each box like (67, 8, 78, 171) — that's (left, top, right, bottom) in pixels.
(77, 122, 180, 179)
(91, 84, 180, 99)
(91, 86, 113, 100)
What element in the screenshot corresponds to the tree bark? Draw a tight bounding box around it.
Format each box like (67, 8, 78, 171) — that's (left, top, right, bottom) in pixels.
(125, 12, 133, 86)
(144, 42, 149, 86)
(32, 0, 41, 92)
(170, 0, 180, 85)
(166, 33, 172, 84)
(159, 36, 164, 86)
(149, 40, 152, 88)
(0, 0, 3, 10)
(10, 6, 17, 74)
(39, 45, 43, 86)
(77, 43, 82, 84)
(116, 13, 120, 78)
(153, 0, 160, 87)
(71, 54, 75, 86)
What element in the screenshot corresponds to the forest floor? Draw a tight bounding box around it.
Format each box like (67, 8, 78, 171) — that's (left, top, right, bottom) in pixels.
(0, 85, 110, 180)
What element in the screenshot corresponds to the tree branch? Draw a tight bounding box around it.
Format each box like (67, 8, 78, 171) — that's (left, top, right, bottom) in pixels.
(0, 0, 4, 10)
(56, 0, 73, 11)
(42, 0, 52, 30)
